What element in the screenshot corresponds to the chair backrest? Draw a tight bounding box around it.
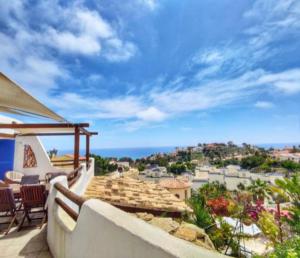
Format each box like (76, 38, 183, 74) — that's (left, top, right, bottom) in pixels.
(20, 184, 46, 209)
(0, 187, 16, 212)
(6, 171, 24, 180)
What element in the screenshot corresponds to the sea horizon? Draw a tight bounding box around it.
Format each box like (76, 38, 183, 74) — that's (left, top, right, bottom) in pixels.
(57, 142, 300, 159)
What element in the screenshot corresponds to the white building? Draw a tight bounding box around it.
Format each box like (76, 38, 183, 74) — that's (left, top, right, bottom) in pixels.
(142, 164, 168, 178)
(192, 164, 284, 191)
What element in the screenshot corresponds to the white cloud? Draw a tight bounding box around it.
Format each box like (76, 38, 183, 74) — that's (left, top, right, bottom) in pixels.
(150, 70, 265, 113)
(138, 0, 158, 10)
(41, 7, 136, 59)
(254, 101, 274, 109)
(0, 1, 137, 60)
(75, 9, 113, 39)
(46, 29, 102, 55)
(137, 107, 167, 122)
(243, 0, 300, 49)
(51, 66, 300, 131)
(55, 93, 162, 122)
(199, 50, 223, 64)
(0, 32, 66, 98)
(87, 74, 103, 82)
(258, 69, 300, 94)
(274, 81, 300, 94)
(104, 38, 137, 62)
(195, 65, 221, 81)
(0, 0, 137, 114)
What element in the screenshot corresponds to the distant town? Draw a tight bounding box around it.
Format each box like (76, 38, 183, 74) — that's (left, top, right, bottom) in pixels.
(88, 142, 300, 191)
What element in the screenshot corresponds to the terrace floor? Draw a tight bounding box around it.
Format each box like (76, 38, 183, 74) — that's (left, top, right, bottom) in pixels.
(0, 225, 52, 258)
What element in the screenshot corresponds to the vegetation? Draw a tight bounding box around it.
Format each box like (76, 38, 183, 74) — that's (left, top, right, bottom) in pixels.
(281, 160, 300, 174)
(212, 158, 240, 168)
(187, 177, 300, 257)
(168, 162, 187, 174)
(274, 174, 300, 234)
(118, 157, 134, 164)
(257, 211, 280, 244)
(200, 142, 256, 162)
(246, 179, 269, 202)
(188, 183, 240, 254)
(48, 148, 58, 159)
(188, 190, 214, 229)
(253, 173, 300, 257)
(167, 161, 195, 174)
(91, 154, 118, 175)
(268, 237, 300, 258)
(240, 152, 267, 169)
(199, 181, 228, 200)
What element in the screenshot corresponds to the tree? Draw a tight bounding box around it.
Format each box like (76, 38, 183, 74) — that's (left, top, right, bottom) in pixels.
(280, 160, 300, 176)
(188, 191, 214, 229)
(91, 154, 118, 175)
(137, 164, 145, 172)
(118, 157, 134, 164)
(169, 162, 186, 174)
(241, 154, 266, 169)
(199, 182, 228, 200)
(207, 196, 229, 216)
(268, 236, 300, 258)
(48, 148, 58, 159)
(237, 182, 245, 191)
(247, 179, 269, 202)
(274, 174, 300, 234)
(257, 211, 280, 245)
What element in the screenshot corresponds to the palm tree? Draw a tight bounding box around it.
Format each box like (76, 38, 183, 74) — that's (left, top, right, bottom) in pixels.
(247, 179, 269, 202)
(273, 174, 300, 234)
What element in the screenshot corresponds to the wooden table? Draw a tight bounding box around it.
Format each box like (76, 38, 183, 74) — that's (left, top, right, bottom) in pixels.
(21, 175, 40, 185)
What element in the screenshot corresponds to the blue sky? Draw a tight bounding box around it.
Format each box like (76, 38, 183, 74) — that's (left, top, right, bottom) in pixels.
(0, 0, 300, 150)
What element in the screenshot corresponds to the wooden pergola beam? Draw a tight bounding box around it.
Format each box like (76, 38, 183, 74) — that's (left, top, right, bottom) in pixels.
(17, 132, 98, 137)
(0, 123, 89, 129)
(0, 122, 98, 170)
(74, 125, 80, 169)
(86, 134, 90, 168)
(0, 133, 16, 138)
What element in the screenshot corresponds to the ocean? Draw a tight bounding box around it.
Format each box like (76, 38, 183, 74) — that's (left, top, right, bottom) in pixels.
(59, 146, 177, 160)
(58, 143, 300, 160)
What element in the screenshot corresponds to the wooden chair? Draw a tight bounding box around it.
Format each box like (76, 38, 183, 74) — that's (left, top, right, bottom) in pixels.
(0, 187, 18, 235)
(18, 184, 47, 231)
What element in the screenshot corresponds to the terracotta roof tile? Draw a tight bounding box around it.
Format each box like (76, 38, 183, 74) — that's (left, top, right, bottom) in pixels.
(85, 176, 192, 213)
(159, 178, 191, 189)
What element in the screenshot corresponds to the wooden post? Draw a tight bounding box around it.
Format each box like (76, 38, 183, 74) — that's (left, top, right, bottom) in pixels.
(86, 134, 90, 169)
(74, 125, 80, 169)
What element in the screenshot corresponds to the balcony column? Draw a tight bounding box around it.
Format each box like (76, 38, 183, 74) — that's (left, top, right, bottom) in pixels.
(86, 134, 90, 169)
(74, 125, 80, 169)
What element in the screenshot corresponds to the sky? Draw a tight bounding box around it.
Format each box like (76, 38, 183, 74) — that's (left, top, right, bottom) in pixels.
(0, 0, 300, 150)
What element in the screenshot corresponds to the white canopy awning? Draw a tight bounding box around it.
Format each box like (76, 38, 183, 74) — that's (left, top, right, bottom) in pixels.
(0, 72, 65, 122)
(218, 217, 261, 236)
